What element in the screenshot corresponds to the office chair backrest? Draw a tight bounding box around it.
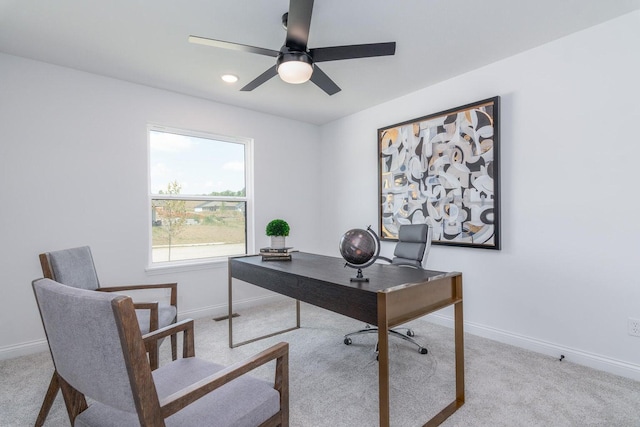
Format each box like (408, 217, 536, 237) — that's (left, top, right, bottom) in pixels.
(391, 224, 432, 269)
(32, 278, 140, 413)
(42, 246, 101, 291)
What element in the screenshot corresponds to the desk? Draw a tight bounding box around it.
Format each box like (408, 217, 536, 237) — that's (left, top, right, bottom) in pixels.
(228, 252, 464, 427)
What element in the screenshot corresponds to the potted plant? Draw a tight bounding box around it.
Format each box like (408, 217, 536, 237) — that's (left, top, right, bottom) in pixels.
(266, 219, 290, 249)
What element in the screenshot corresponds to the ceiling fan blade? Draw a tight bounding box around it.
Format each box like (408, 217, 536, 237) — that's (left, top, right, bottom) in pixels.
(285, 0, 314, 51)
(309, 65, 341, 96)
(188, 35, 279, 58)
(240, 66, 278, 91)
(310, 42, 396, 62)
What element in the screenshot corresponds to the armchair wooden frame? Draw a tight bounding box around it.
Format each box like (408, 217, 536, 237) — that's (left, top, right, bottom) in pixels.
(43, 292, 289, 427)
(35, 252, 178, 427)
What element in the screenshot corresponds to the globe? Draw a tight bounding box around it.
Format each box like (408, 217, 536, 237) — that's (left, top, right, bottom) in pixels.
(339, 227, 380, 282)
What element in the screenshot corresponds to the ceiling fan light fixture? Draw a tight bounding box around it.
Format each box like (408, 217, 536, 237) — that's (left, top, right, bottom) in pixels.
(277, 51, 313, 84)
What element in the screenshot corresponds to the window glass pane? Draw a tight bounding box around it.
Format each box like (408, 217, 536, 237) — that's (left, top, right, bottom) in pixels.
(150, 130, 245, 196)
(149, 127, 250, 264)
(151, 200, 246, 262)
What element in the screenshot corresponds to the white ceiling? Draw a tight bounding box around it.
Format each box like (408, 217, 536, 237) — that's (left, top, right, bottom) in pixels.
(1, 0, 639, 125)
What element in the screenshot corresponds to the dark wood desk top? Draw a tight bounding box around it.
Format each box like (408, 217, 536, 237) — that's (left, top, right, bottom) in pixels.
(230, 252, 453, 325)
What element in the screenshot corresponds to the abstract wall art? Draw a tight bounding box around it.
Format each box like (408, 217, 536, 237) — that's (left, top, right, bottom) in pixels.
(378, 96, 501, 249)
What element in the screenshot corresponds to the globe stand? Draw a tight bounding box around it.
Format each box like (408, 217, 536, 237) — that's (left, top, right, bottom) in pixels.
(351, 268, 369, 282)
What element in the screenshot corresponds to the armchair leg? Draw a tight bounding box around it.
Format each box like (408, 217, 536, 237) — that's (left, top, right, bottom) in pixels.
(58, 375, 88, 425)
(149, 344, 160, 370)
(35, 371, 60, 427)
(171, 332, 177, 360)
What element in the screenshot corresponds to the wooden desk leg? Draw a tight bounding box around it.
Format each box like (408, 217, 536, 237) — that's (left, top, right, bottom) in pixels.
(228, 259, 234, 348)
(227, 258, 302, 348)
(377, 293, 390, 427)
(454, 276, 465, 406)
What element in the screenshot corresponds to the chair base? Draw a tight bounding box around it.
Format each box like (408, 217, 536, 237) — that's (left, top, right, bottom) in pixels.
(343, 325, 428, 355)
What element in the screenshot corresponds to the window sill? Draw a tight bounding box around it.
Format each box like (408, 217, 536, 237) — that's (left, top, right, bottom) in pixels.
(145, 257, 230, 275)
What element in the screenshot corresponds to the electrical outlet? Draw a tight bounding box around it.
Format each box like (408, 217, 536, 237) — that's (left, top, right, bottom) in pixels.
(629, 318, 640, 337)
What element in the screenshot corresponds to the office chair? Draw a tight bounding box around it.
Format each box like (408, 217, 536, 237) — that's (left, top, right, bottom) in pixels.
(32, 278, 289, 427)
(343, 223, 432, 355)
(35, 246, 178, 427)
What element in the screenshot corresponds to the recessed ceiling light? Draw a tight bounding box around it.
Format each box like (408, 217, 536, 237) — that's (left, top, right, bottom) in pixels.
(221, 74, 238, 83)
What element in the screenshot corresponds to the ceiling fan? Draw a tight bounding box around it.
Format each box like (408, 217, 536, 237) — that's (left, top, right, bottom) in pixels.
(188, 0, 396, 95)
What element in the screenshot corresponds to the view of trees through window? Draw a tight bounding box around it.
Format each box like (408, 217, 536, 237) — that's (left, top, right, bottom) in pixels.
(149, 127, 250, 263)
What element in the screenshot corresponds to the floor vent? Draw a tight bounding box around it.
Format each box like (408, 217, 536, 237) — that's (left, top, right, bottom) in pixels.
(213, 313, 240, 322)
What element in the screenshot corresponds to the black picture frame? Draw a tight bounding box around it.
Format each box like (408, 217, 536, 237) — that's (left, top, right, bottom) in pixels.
(378, 96, 501, 250)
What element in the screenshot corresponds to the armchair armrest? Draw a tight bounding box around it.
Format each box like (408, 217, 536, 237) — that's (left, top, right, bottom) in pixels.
(159, 342, 289, 419)
(142, 319, 195, 359)
(133, 302, 159, 332)
(99, 282, 178, 306)
(98, 297, 161, 332)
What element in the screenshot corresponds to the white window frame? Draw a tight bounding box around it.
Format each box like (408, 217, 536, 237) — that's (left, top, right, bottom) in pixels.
(146, 124, 254, 270)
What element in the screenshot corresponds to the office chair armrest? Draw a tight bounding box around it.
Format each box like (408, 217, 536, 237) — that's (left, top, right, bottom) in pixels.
(159, 342, 289, 418)
(99, 283, 178, 306)
(377, 256, 392, 264)
(142, 319, 195, 358)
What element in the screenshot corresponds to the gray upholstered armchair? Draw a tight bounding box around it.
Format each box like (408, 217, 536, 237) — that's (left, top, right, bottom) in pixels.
(35, 246, 178, 426)
(343, 224, 432, 355)
(32, 278, 289, 427)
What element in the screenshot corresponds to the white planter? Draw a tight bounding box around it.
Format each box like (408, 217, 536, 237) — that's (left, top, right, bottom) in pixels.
(270, 236, 286, 249)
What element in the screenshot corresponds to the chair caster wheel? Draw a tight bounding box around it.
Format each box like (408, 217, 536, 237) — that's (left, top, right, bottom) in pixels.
(344, 337, 352, 345)
(419, 347, 428, 355)
(406, 329, 415, 337)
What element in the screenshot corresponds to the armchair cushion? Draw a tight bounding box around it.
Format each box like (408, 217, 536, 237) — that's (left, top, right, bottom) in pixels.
(47, 246, 100, 291)
(74, 358, 280, 427)
(33, 280, 137, 413)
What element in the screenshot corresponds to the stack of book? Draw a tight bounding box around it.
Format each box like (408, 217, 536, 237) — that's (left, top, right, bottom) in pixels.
(260, 247, 295, 261)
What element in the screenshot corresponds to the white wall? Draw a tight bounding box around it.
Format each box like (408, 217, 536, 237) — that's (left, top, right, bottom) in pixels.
(0, 53, 322, 357)
(2, 11, 639, 381)
(318, 11, 640, 379)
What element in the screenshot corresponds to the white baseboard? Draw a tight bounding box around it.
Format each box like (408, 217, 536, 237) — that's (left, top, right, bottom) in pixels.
(5, 299, 639, 383)
(424, 313, 640, 382)
(0, 338, 49, 360)
(177, 294, 287, 321)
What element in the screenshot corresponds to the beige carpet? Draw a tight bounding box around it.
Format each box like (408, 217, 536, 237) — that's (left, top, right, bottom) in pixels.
(2, 299, 639, 426)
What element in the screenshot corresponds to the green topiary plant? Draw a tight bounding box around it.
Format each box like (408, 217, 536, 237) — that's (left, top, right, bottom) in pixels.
(265, 219, 290, 236)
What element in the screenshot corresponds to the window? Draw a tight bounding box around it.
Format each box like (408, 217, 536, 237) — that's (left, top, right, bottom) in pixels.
(148, 126, 252, 265)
